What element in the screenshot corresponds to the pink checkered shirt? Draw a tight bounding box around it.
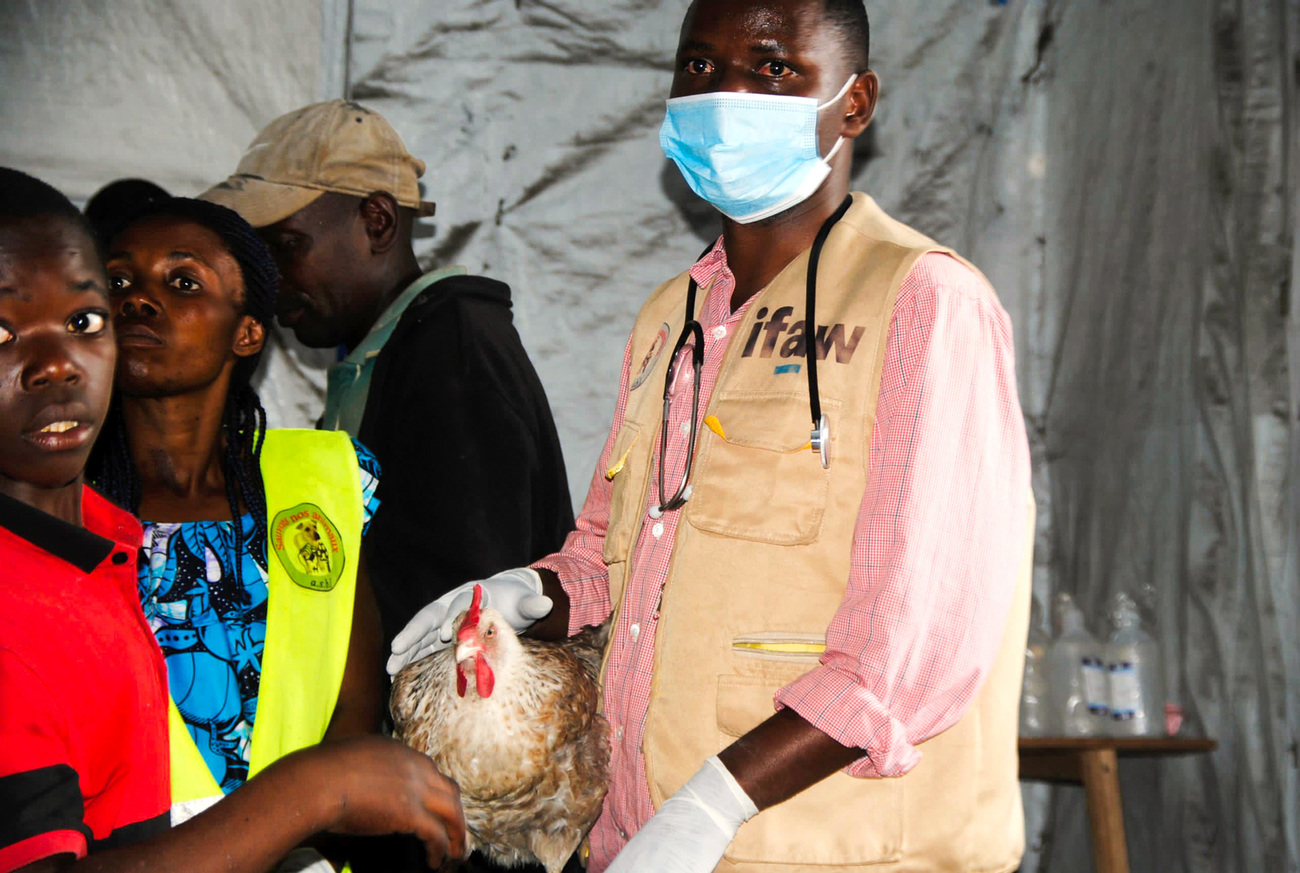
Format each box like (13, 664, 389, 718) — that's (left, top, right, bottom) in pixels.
(537, 243, 1031, 870)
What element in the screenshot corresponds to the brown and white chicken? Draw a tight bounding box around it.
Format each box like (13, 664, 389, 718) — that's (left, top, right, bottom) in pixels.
(390, 585, 610, 873)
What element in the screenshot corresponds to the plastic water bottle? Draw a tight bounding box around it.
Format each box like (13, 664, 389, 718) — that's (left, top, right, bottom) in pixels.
(1019, 597, 1051, 737)
(1106, 592, 1166, 737)
(1048, 592, 1109, 736)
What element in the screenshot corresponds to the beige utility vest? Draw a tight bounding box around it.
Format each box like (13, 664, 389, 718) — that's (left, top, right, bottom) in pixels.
(601, 193, 1033, 872)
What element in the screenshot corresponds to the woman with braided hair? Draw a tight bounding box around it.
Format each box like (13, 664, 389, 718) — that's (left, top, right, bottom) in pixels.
(89, 198, 386, 837)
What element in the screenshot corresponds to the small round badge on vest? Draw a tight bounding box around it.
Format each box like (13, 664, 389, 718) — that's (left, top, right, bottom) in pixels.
(270, 502, 346, 591)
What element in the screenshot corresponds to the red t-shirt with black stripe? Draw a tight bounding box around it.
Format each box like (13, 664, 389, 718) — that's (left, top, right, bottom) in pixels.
(0, 486, 169, 870)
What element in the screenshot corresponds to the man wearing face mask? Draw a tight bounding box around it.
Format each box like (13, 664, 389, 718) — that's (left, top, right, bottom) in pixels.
(388, 1, 1034, 871)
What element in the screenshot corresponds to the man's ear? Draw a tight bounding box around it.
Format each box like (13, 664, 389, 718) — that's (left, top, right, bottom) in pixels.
(232, 314, 267, 359)
(840, 70, 879, 140)
(359, 192, 401, 255)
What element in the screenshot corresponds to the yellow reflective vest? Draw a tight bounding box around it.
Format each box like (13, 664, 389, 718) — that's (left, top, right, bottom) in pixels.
(167, 429, 361, 823)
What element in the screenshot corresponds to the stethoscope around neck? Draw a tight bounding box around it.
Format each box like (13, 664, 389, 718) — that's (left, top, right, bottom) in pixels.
(651, 194, 853, 517)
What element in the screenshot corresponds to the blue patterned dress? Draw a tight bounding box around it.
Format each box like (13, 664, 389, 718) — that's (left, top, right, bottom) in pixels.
(138, 438, 381, 793)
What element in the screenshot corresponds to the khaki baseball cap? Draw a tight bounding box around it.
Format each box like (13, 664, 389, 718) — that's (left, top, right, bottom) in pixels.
(200, 100, 436, 228)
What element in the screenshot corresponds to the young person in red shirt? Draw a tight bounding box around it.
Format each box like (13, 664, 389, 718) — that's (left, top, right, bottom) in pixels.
(0, 167, 466, 873)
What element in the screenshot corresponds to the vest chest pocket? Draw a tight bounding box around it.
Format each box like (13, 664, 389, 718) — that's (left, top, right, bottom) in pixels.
(685, 394, 834, 545)
(601, 422, 651, 564)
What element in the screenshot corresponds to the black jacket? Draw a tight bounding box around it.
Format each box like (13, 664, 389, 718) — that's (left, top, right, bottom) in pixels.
(357, 273, 575, 648)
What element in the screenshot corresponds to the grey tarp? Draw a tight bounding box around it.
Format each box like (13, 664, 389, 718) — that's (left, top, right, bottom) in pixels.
(1, 0, 1297, 870)
(0, 0, 335, 430)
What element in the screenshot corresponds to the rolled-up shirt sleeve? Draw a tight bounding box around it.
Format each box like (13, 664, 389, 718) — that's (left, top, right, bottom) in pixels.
(775, 252, 1032, 778)
(534, 334, 638, 633)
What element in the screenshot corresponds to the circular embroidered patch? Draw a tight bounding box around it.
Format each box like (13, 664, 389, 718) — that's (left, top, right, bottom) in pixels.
(270, 502, 345, 591)
(629, 323, 670, 391)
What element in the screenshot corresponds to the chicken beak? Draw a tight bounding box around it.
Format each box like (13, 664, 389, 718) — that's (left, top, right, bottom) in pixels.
(455, 641, 481, 664)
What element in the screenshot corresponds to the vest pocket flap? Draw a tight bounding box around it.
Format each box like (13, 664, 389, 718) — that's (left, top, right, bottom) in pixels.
(686, 396, 832, 545)
(704, 392, 838, 452)
(716, 674, 903, 865)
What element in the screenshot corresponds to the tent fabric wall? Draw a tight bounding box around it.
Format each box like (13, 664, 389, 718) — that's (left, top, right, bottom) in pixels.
(0, 0, 335, 431)
(0, 1, 1296, 870)
(1017, 1, 1299, 870)
(343, 1, 1298, 870)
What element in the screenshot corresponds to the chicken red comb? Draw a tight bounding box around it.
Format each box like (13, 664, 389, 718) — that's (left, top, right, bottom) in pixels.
(458, 584, 484, 640)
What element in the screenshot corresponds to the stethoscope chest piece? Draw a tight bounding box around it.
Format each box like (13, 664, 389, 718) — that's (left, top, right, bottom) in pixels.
(811, 414, 831, 470)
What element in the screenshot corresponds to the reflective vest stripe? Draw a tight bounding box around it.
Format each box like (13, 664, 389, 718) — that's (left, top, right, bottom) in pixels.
(167, 429, 361, 810)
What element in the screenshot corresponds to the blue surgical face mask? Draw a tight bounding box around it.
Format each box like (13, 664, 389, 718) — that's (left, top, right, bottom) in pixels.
(659, 76, 857, 224)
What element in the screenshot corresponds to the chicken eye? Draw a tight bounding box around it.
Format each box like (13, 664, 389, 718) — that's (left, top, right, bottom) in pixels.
(485, 626, 496, 637)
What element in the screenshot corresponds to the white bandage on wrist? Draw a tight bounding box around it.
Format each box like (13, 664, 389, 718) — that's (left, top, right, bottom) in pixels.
(603, 756, 756, 872)
(704, 756, 759, 821)
(679, 756, 758, 837)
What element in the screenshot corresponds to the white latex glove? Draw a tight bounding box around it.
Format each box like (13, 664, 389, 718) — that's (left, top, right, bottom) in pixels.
(386, 567, 553, 675)
(605, 756, 758, 873)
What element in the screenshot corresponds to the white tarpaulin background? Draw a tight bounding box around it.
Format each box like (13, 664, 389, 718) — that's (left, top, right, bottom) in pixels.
(2, 1, 1297, 871)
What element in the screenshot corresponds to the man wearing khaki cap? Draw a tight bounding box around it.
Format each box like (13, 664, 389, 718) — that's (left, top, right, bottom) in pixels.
(203, 100, 575, 665)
